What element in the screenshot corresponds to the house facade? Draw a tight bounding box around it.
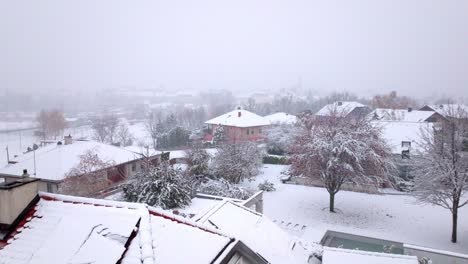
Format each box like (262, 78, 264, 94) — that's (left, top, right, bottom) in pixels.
(0, 136, 162, 196)
(205, 108, 270, 143)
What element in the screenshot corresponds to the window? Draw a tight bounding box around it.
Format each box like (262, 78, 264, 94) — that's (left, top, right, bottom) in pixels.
(246, 129, 249, 135)
(131, 162, 137, 172)
(259, 129, 262, 134)
(401, 141, 411, 148)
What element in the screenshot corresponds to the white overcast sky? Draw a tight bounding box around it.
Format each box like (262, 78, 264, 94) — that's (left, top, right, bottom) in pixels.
(1, 0, 467, 97)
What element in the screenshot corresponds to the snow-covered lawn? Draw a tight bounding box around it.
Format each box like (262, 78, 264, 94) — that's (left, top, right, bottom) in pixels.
(244, 164, 468, 254)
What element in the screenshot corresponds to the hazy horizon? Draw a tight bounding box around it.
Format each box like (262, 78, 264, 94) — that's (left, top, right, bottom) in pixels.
(1, 0, 468, 99)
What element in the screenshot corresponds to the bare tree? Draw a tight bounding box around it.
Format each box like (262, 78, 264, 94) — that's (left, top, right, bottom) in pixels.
(145, 111, 164, 150)
(36, 109, 67, 140)
(91, 114, 119, 144)
(59, 149, 116, 196)
(413, 106, 468, 243)
(371, 91, 419, 109)
(289, 112, 394, 212)
(117, 122, 134, 147)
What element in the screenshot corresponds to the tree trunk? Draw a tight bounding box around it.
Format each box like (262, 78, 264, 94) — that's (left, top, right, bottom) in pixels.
(329, 192, 335, 213)
(452, 201, 459, 243)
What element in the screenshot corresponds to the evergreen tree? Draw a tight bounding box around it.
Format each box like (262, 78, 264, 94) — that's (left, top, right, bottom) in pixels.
(123, 161, 192, 209)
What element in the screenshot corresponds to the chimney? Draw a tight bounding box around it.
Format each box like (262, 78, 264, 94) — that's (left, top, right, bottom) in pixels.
(22, 169, 30, 178)
(337, 101, 343, 106)
(408, 107, 413, 112)
(0, 178, 40, 230)
(64, 134, 72, 145)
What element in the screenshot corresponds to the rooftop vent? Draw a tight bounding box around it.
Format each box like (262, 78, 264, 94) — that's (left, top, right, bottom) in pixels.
(408, 107, 413, 112)
(337, 101, 343, 106)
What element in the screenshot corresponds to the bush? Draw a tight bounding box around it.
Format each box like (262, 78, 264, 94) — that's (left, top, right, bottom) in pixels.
(123, 162, 192, 209)
(197, 177, 254, 200)
(263, 155, 288, 165)
(258, 180, 276, 192)
(267, 145, 284, 155)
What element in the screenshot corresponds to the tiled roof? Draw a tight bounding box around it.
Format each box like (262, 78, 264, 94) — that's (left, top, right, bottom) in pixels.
(0, 193, 233, 264)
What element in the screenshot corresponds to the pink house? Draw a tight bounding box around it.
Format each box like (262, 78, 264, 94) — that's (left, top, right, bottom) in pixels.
(205, 108, 270, 143)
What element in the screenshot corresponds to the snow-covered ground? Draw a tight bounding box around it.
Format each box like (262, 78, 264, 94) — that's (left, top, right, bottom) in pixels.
(243, 164, 468, 254)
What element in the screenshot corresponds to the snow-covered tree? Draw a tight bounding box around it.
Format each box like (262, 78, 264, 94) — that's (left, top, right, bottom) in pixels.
(211, 142, 262, 184)
(185, 143, 210, 176)
(265, 124, 300, 155)
(123, 161, 192, 209)
(59, 149, 116, 196)
(413, 106, 468, 243)
(212, 125, 225, 144)
(289, 113, 394, 212)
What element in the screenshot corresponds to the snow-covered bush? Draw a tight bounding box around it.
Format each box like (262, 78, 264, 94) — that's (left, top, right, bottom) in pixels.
(258, 180, 276, 192)
(185, 143, 210, 176)
(211, 142, 262, 184)
(197, 177, 254, 200)
(123, 161, 192, 209)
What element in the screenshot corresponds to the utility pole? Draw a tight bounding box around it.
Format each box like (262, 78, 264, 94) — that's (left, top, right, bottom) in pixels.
(33, 149, 37, 175)
(6, 145, 10, 164)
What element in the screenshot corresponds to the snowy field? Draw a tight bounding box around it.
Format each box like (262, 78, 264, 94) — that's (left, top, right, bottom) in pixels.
(243, 164, 468, 254)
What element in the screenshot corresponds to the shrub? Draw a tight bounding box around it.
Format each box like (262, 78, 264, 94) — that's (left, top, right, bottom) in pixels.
(197, 177, 254, 200)
(262, 155, 288, 165)
(258, 180, 276, 192)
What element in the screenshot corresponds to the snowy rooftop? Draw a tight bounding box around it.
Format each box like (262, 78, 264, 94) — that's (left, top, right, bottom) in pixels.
(264, 112, 298, 125)
(372, 121, 433, 154)
(0, 192, 234, 264)
(197, 200, 309, 263)
(322, 247, 418, 264)
(423, 104, 468, 118)
(0, 140, 140, 181)
(316, 101, 366, 117)
(369, 108, 437, 122)
(205, 109, 270, 128)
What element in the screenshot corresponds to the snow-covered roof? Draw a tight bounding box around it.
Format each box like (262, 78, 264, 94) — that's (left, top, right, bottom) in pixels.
(197, 200, 308, 263)
(205, 109, 270, 128)
(0, 192, 234, 264)
(316, 101, 366, 117)
(369, 108, 438, 122)
(422, 104, 468, 118)
(0, 140, 140, 181)
(372, 121, 433, 154)
(322, 247, 418, 264)
(264, 112, 298, 125)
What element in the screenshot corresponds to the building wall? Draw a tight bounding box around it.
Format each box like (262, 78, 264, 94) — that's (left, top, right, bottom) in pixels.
(0, 180, 39, 226)
(208, 124, 268, 142)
